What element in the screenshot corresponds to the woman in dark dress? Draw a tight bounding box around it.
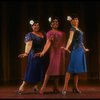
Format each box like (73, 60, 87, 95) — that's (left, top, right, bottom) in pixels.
(61, 15, 89, 95)
(18, 20, 46, 94)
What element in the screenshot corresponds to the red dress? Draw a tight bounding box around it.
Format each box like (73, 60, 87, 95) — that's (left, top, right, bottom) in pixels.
(46, 30, 66, 76)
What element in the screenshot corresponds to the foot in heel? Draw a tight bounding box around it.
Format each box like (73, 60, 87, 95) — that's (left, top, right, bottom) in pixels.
(72, 88, 81, 94)
(33, 88, 39, 94)
(61, 90, 67, 95)
(53, 88, 60, 93)
(39, 90, 44, 94)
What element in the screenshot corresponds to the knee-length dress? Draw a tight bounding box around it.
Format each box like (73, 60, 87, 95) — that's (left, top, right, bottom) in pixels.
(24, 32, 46, 84)
(46, 30, 66, 76)
(67, 27, 87, 73)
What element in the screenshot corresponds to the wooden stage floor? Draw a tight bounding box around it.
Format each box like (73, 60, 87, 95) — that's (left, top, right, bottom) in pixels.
(0, 82, 100, 99)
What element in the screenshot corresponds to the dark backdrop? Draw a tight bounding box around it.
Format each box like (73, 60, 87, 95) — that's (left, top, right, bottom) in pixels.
(0, 1, 100, 83)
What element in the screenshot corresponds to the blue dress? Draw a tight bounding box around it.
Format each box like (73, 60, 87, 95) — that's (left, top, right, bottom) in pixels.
(66, 26, 87, 74)
(24, 32, 46, 84)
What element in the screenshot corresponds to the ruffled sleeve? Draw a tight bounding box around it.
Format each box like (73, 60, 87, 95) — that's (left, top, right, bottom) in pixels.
(46, 31, 55, 41)
(24, 32, 32, 43)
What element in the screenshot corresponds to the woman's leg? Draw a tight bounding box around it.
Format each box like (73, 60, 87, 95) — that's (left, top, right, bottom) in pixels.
(73, 74, 81, 93)
(18, 81, 27, 93)
(62, 72, 71, 95)
(52, 77, 59, 92)
(39, 73, 49, 93)
(63, 72, 71, 91)
(33, 84, 39, 93)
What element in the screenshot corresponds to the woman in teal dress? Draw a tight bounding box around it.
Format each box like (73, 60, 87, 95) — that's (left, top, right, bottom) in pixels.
(18, 20, 47, 94)
(61, 15, 89, 95)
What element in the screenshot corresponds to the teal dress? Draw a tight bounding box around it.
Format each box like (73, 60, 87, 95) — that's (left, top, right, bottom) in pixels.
(66, 26, 87, 73)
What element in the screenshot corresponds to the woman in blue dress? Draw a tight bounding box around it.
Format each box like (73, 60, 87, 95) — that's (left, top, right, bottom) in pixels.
(61, 15, 89, 95)
(18, 20, 47, 94)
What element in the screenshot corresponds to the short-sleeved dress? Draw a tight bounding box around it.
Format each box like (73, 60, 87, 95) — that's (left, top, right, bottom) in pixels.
(66, 26, 87, 73)
(24, 32, 46, 84)
(46, 30, 66, 76)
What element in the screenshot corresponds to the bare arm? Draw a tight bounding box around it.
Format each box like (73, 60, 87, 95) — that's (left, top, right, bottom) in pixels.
(25, 41, 32, 54)
(61, 30, 74, 53)
(40, 39, 51, 57)
(83, 44, 90, 52)
(65, 30, 74, 52)
(18, 41, 32, 58)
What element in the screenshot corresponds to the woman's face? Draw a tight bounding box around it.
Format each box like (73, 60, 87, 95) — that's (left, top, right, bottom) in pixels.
(71, 18, 79, 26)
(50, 19, 59, 29)
(32, 23, 40, 32)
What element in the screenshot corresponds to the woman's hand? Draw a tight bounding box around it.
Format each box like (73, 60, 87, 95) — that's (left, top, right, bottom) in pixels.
(40, 52, 45, 57)
(61, 47, 71, 53)
(61, 47, 66, 50)
(84, 48, 90, 52)
(18, 53, 28, 58)
(34, 51, 45, 58)
(34, 52, 41, 57)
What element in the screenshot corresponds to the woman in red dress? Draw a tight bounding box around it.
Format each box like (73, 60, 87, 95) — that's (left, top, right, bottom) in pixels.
(37, 17, 67, 94)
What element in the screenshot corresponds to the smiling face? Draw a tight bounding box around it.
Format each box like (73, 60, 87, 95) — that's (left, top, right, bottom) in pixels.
(71, 18, 79, 27)
(50, 19, 59, 29)
(32, 23, 40, 32)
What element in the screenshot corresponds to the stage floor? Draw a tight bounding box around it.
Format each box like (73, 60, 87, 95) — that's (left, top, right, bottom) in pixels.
(0, 83, 100, 99)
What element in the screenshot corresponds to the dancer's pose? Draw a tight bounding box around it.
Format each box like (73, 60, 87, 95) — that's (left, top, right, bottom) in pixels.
(18, 19, 47, 94)
(36, 17, 66, 94)
(61, 15, 89, 95)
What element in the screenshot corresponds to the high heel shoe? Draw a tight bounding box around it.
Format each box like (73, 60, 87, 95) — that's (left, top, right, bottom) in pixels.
(18, 86, 24, 95)
(39, 89, 44, 95)
(33, 87, 39, 94)
(61, 90, 67, 95)
(17, 90, 24, 95)
(53, 88, 60, 93)
(72, 88, 81, 94)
